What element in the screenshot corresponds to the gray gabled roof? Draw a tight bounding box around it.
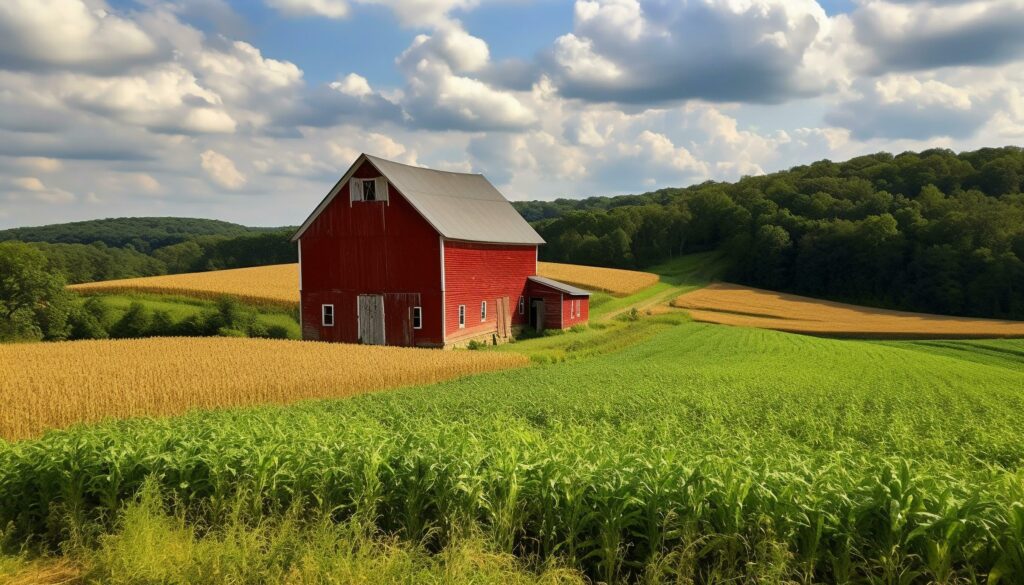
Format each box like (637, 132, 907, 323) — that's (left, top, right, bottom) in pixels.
(528, 275, 591, 296)
(292, 153, 545, 245)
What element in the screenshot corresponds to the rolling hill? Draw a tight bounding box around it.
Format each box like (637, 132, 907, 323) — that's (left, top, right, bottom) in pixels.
(0, 217, 281, 251)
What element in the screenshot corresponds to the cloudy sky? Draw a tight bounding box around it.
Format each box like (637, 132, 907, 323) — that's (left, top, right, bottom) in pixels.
(1, 0, 1023, 229)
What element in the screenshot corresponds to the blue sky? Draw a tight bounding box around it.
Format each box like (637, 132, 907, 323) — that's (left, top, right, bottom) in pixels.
(0, 0, 1022, 228)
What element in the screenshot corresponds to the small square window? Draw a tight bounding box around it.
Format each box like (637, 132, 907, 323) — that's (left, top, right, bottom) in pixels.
(518, 296, 525, 315)
(322, 304, 334, 327)
(362, 179, 376, 201)
(481, 300, 487, 321)
(412, 306, 422, 330)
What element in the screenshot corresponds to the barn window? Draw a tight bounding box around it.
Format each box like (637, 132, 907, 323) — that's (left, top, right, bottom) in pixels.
(412, 306, 422, 330)
(458, 305, 466, 328)
(322, 304, 334, 327)
(481, 301, 487, 322)
(570, 300, 575, 319)
(350, 177, 388, 203)
(518, 296, 524, 315)
(362, 179, 376, 201)
(577, 299, 582, 316)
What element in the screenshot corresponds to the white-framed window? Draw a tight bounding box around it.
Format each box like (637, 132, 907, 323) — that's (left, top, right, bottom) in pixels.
(322, 304, 334, 327)
(518, 296, 525, 315)
(481, 300, 487, 322)
(570, 300, 575, 319)
(412, 306, 422, 330)
(350, 177, 388, 203)
(575, 299, 582, 317)
(458, 305, 466, 328)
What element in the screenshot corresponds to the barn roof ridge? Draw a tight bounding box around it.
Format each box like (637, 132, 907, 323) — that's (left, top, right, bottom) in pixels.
(292, 153, 545, 245)
(363, 154, 484, 177)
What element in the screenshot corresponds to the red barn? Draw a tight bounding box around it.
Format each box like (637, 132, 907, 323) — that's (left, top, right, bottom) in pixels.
(292, 153, 590, 347)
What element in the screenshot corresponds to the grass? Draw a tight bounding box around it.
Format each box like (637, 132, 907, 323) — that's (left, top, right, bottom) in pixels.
(491, 252, 726, 363)
(589, 252, 726, 320)
(3, 317, 1023, 582)
(674, 282, 1024, 338)
(0, 337, 527, 440)
(83, 293, 302, 339)
(0, 479, 583, 585)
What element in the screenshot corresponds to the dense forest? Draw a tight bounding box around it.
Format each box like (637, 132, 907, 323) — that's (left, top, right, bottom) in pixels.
(515, 146, 1024, 319)
(0, 218, 297, 283)
(0, 217, 257, 251)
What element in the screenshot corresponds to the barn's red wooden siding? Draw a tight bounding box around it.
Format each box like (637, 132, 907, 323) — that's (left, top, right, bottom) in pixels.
(523, 280, 589, 330)
(443, 241, 536, 342)
(561, 294, 589, 327)
(299, 161, 443, 346)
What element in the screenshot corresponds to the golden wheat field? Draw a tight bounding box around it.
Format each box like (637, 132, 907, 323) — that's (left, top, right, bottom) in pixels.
(536, 262, 659, 296)
(70, 262, 660, 304)
(673, 283, 1024, 338)
(69, 264, 301, 309)
(0, 337, 528, 441)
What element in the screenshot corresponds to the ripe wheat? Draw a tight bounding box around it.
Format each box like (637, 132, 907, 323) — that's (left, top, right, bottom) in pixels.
(536, 262, 658, 296)
(674, 282, 1024, 338)
(0, 337, 527, 440)
(70, 264, 301, 309)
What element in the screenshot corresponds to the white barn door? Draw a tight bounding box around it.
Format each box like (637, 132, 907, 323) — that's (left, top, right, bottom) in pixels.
(357, 294, 385, 345)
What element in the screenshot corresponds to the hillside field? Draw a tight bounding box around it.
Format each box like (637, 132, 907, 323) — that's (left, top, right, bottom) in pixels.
(3, 317, 1024, 583)
(6, 253, 1024, 583)
(674, 283, 1024, 338)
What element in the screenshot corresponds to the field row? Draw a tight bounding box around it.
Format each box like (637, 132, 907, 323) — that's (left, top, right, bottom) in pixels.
(674, 282, 1024, 338)
(0, 337, 527, 441)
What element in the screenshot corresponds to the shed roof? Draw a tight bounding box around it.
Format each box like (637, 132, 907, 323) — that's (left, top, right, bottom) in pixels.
(528, 275, 591, 297)
(292, 153, 544, 245)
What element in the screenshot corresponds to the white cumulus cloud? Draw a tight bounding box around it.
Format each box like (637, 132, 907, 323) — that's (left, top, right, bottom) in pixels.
(200, 150, 246, 189)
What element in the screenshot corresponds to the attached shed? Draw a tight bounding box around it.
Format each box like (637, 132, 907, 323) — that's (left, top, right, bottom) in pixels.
(525, 276, 591, 332)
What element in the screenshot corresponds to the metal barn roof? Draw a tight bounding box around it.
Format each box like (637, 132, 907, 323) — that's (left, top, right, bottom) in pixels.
(527, 275, 591, 297)
(292, 153, 545, 245)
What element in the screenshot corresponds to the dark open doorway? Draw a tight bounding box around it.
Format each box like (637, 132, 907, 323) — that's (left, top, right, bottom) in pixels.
(529, 298, 545, 332)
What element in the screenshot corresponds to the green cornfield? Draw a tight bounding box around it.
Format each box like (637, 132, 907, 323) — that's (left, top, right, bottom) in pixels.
(3, 320, 1024, 583)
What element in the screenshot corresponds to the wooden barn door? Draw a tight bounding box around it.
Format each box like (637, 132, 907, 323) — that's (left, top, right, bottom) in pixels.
(383, 293, 420, 347)
(495, 296, 511, 339)
(357, 294, 385, 345)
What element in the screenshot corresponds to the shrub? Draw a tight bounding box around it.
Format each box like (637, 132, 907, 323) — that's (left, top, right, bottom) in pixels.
(265, 325, 291, 339)
(615, 308, 640, 322)
(150, 310, 175, 336)
(110, 302, 153, 338)
(173, 313, 213, 337)
(68, 307, 108, 340)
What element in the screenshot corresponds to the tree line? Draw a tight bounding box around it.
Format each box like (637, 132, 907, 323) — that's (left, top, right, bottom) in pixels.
(0, 217, 258, 251)
(0, 241, 291, 342)
(2, 228, 297, 284)
(517, 146, 1024, 319)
